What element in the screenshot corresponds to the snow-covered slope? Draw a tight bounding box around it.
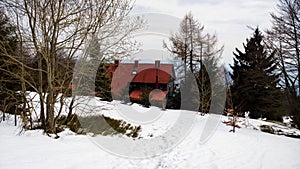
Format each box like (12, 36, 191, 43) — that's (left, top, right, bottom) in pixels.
(0, 101, 300, 169)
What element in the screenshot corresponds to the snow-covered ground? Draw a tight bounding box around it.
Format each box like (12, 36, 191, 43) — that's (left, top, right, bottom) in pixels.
(1, 99, 300, 169)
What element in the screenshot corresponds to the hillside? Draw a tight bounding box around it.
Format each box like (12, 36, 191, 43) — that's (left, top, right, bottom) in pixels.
(0, 99, 300, 169)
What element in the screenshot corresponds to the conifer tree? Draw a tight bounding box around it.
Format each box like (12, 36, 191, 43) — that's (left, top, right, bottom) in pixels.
(231, 28, 283, 120)
(95, 62, 112, 101)
(0, 9, 20, 117)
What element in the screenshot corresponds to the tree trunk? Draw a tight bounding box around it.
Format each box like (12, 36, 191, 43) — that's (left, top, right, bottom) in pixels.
(38, 54, 45, 129)
(46, 55, 56, 133)
(291, 11, 300, 93)
(66, 96, 75, 124)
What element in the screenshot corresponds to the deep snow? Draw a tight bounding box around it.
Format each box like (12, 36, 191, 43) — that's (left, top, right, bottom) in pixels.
(1, 99, 300, 169)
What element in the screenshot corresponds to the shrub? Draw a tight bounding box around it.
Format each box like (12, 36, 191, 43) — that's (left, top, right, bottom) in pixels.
(260, 125, 275, 134)
(57, 114, 141, 138)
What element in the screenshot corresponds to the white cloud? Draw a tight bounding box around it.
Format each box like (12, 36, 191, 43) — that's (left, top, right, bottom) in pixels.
(132, 0, 278, 64)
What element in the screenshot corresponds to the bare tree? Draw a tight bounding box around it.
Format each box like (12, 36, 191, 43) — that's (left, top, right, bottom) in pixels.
(266, 0, 299, 91)
(266, 0, 300, 128)
(1, 0, 142, 134)
(164, 12, 224, 113)
(222, 65, 239, 133)
(0, 8, 27, 126)
(164, 12, 204, 75)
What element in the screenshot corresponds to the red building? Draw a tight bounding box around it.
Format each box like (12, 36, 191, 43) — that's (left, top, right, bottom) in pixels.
(106, 60, 175, 102)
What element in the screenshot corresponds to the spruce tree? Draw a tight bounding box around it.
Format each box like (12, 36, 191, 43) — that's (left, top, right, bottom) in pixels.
(0, 9, 18, 90)
(230, 28, 283, 120)
(95, 62, 112, 101)
(0, 9, 20, 115)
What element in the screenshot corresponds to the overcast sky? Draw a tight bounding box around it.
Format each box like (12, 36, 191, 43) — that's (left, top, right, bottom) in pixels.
(131, 0, 278, 65)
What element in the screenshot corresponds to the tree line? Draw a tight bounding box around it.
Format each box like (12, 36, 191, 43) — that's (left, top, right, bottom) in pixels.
(164, 0, 299, 129)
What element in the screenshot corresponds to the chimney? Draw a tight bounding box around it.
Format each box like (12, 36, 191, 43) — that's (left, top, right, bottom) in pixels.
(155, 60, 160, 89)
(132, 60, 139, 75)
(114, 60, 120, 67)
(155, 60, 160, 69)
(134, 60, 139, 69)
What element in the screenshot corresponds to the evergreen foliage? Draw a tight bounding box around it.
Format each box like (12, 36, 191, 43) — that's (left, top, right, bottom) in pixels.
(95, 62, 112, 101)
(0, 9, 21, 115)
(230, 28, 283, 120)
